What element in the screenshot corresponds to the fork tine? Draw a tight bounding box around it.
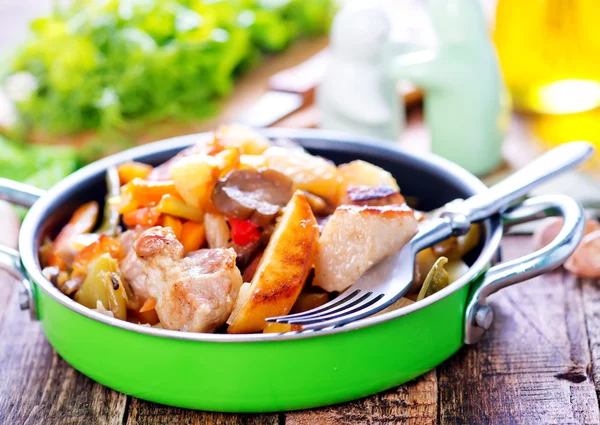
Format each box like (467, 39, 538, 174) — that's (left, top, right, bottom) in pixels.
(283, 291, 374, 323)
(285, 293, 384, 325)
(298, 297, 391, 331)
(265, 289, 362, 322)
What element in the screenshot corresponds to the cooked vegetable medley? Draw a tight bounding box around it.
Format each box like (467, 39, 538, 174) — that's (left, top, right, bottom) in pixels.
(41, 125, 480, 334)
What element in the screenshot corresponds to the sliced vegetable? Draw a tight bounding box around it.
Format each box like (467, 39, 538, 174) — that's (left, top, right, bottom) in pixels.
(291, 292, 330, 314)
(262, 147, 342, 204)
(123, 207, 161, 228)
(113, 191, 139, 215)
(204, 213, 231, 249)
(215, 124, 270, 155)
(377, 297, 415, 315)
(228, 218, 260, 246)
(180, 221, 206, 254)
(161, 215, 183, 240)
(413, 247, 438, 290)
(104, 272, 128, 320)
(346, 185, 405, 207)
(170, 154, 222, 209)
(155, 194, 204, 222)
(212, 168, 293, 226)
(227, 191, 320, 334)
(433, 224, 481, 260)
(42, 265, 76, 295)
(338, 160, 400, 204)
(147, 138, 223, 181)
(74, 254, 128, 320)
(446, 260, 469, 283)
(129, 308, 160, 326)
(213, 147, 240, 178)
(302, 191, 334, 216)
(139, 297, 157, 313)
(417, 257, 450, 301)
(263, 323, 302, 333)
(117, 162, 153, 185)
(97, 166, 121, 237)
(71, 234, 122, 279)
(124, 178, 180, 205)
(239, 154, 267, 170)
(48, 201, 99, 270)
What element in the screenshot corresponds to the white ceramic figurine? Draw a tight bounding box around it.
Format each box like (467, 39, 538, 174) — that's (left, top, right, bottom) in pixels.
(317, 3, 403, 140)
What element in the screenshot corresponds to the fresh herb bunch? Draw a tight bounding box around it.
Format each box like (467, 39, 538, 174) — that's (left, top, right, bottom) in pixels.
(0, 135, 80, 189)
(4, 0, 334, 136)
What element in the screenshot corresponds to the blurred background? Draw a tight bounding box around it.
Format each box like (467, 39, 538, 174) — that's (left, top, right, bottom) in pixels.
(0, 0, 598, 193)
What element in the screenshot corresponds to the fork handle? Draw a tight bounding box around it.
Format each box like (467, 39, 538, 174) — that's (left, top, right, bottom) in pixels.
(460, 142, 594, 223)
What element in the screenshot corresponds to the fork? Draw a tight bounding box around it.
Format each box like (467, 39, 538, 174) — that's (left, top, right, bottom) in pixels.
(266, 141, 595, 331)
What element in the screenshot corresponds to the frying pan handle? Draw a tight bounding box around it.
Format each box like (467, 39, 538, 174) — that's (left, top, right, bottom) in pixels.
(0, 178, 44, 320)
(0, 245, 37, 320)
(464, 194, 584, 344)
(0, 177, 45, 207)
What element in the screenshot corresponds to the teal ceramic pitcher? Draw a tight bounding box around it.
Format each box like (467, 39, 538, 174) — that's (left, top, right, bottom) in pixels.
(389, 0, 510, 176)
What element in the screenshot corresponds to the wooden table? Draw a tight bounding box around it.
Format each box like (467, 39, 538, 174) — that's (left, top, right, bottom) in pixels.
(2, 27, 600, 425)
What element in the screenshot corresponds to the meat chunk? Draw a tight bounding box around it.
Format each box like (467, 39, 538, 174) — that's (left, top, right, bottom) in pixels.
(313, 204, 418, 292)
(119, 229, 149, 300)
(134, 227, 243, 332)
(346, 185, 406, 207)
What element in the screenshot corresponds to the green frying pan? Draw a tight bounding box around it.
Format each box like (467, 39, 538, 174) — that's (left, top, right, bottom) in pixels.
(0, 129, 585, 412)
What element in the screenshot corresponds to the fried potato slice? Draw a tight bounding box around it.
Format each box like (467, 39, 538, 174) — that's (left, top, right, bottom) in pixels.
(338, 160, 400, 204)
(262, 146, 342, 204)
(227, 191, 319, 334)
(169, 148, 240, 209)
(215, 124, 271, 155)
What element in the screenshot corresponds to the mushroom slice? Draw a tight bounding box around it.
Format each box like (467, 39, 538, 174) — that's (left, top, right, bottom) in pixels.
(212, 169, 293, 226)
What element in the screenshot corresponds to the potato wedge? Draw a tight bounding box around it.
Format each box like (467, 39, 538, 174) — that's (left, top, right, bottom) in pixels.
(169, 147, 241, 210)
(170, 154, 221, 209)
(227, 191, 319, 334)
(263, 147, 342, 204)
(338, 160, 400, 204)
(215, 124, 271, 155)
(239, 154, 267, 170)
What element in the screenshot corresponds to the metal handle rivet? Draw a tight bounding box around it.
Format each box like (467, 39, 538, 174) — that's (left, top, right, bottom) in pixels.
(474, 305, 494, 330)
(18, 287, 30, 310)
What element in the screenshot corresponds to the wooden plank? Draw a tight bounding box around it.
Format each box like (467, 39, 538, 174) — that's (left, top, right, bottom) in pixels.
(438, 236, 600, 425)
(285, 370, 437, 425)
(0, 272, 17, 327)
(124, 398, 278, 425)
(0, 282, 127, 425)
(581, 278, 600, 400)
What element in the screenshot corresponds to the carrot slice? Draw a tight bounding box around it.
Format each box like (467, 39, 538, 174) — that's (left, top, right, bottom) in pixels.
(123, 207, 161, 228)
(117, 162, 153, 185)
(48, 202, 99, 269)
(139, 297, 157, 313)
(124, 178, 180, 205)
(71, 234, 123, 278)
(180, 221, 206, 254)
(161, 215, 183, 239)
